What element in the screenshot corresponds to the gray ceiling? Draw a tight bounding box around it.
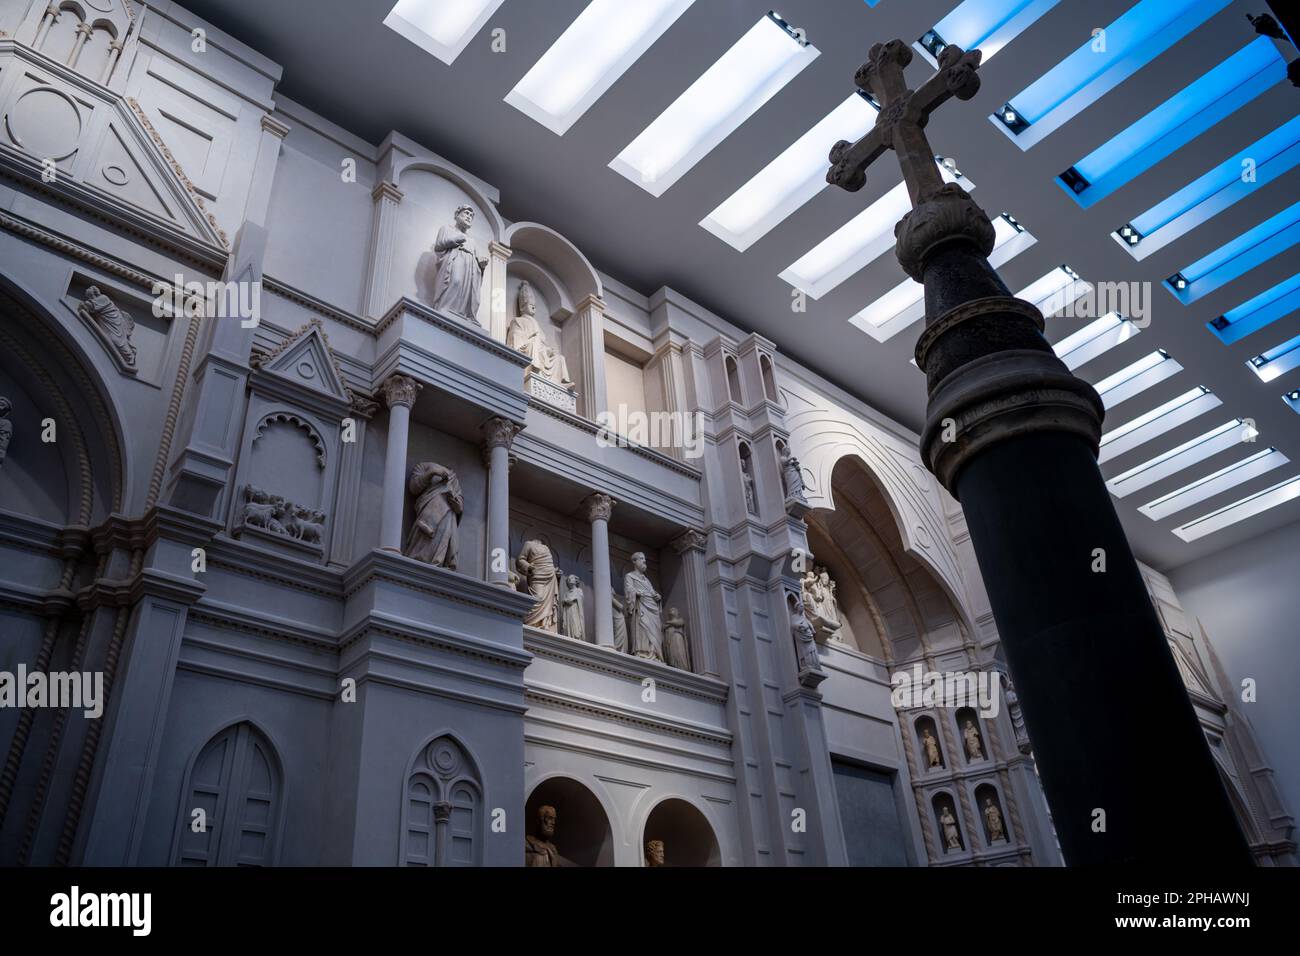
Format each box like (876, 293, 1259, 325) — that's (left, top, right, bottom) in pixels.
(181, 0, 1300, 572)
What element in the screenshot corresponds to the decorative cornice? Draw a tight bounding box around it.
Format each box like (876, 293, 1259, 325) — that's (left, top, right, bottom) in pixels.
(579, 492, 615, 524)
(380, 373, 420, 409)
(524, 686, 731, 745)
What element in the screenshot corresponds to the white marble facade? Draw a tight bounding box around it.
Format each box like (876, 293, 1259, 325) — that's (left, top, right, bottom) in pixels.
(0, 0, 1292, 868)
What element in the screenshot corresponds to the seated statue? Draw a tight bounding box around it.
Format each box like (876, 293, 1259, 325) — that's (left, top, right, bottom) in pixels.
(507, 281, 574, 388)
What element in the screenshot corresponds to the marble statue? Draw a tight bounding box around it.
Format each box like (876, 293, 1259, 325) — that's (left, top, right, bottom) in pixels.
(645, 839, 665, 868)
(524, 804, 574, 867)
(431, 204, 488, 323)
(778, 445, 805, 500)
(624, 551, 663, 662)
(662, 607, 689, 671)
(921, 726, 942, 768)
(561, 573, 585, 642)
(792, 603, 821, 674)
(517, 539, 561, 632)
(939, 805, 962, 850)
(1003, 675, 1031, 754)
(963, 718, 985, 761)
(0, 396, 12, 465)
(78, 286, 136, 369)
(508, 281, 573, 388)
(740, 454, 757, 514)
(611, 592, 628, 654)
(984, 796, 1006, 842)
(406, 461, 463, 570)
(801, 566, 842, 639)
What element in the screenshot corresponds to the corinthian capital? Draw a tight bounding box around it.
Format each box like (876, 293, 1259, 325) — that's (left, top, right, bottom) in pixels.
(482, 416, 520, 451)
(670, 529, 708, 555)
(380, 374, 421, 409)
(580, 493, 615, 524)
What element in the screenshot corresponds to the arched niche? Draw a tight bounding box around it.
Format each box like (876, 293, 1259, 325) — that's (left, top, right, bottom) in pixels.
(954, 707, 988, 764)
(525, 777, 614, 867)
(974, 783, 1008, 846)
(641, 798, 721, 867)
(931, 791, 964, 853)
(759, 353, 778, 403)
(914, 715, 945, 771)
(503, 221, 602, 304)
(724, 354, 742, 404)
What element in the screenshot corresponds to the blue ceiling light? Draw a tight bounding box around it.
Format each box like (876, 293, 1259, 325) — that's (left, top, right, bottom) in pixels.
(1060, 37, 1285, 208)
(1116, 113, 1300, 260)
(991, 0, 1235, 150)
(1284, 389, 1300, 414)
(1208, 273, 1300, 345)
(1166, 200, 1300, 304)
(1247, 332, 1300, 383)
(915, 0, 1061, 67)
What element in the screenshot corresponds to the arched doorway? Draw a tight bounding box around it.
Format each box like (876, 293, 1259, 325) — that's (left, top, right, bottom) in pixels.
(641, 798, 720, 867)
(524, 777, 613, 867)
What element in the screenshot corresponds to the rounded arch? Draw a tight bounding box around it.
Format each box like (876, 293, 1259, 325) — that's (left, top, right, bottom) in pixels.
(637, 796, 721, 867)
(393, 159, 506, 240)
(506, 256, 574, 320)
(503, 221, 602, 302)
(525, 774, 615, 867)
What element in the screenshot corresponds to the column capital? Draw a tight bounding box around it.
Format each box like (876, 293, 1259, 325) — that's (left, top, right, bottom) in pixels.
(575, 294, 607, 315)
(380, 373, 420, 409)
(670, 529, 708, 555)
(488, 240, 512, 260)
(482, 416, 520, 451)
(580, 492, 616, 523)
(432, 802, 453, 825)
(260, 114, 291, 139)
(371, 180, 404, 204)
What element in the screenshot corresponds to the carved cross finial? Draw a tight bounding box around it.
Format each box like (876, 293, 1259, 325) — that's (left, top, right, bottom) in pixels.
(827, 41, 983, 206)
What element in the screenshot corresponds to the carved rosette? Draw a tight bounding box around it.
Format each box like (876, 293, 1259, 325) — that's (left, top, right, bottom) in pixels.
(669, 529, 707, 555)
(894, 183, 996, 282)
(380, 373, 420, 410)
(580, 492, 615, 524)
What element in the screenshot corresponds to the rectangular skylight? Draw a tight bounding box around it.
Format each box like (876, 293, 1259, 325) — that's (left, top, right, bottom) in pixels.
(781, 161, 971, 299)
(1052, 312, 1140, 371)
(383, 0, 507, 65)
(1166, 200, 1300, 305)
(1016, 265, 1089, 317)
(990, 0, 1235, 150)
(1209, 273, 1300, 345)
(1106, 419, 1250, 498)
(610, 12, 819, 197)
(1117, 114, 1300, 260)
(1093, 350, 1182, 410)
(701, 91, 877, 252)
(1098, 386, 1221, 464)
(916, 0, 1061, 66)
(1139, 448, 1289, 521)
(505, 0, 697, 135)
(1172, 475, 1300, 542)
(850, 213, 1035, 342)
(1247, 332, 1300, 383)
(1059, 37, 1285, 208)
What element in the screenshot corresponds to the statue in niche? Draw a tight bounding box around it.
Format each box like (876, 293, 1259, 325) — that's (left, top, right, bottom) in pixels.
(662, 607, 690, 671)
(507, 281, 574, 388)
(78, 286, 136, 370)
(431, 204, 488, 324)
(645, 839, 665, 868)
(624, 551, 663, 662)
(525, 805, 574, 867)
(611, 592, 629, 654)
(962, 718, 985, 761)
(792, 603, 821, 674)
(740, 454, 757, 514)
(560, 573, 586, 642)
(0, 396, 12, 465)
(1003, 675, 1031, 754)
(801, 566, 842, 639)
(242, 485, 288, 535)
(517, 539, 561, 632)
(939, 805, 962, 850)
(406, 462, 463, 570)
(921, 726, 942, 769)
(778, 445, 805, 500)
(983, 796, 1006, 842)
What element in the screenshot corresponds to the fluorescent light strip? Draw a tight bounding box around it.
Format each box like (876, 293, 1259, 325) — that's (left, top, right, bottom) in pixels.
(1167, 200, 1300, 305)
(1139, 448, 1288, 520)
(1247, 332, 1300, 383)
(1093, 350, 1182, 410)
(1173, 475, 1300, 542)
(702, 92, 877, 252)
(1106, 420, 1249, 498)
(851, 214, 1036, 342)
(1118, 114, 1300, 261)
(991, 0, 1235, 150)
(611, 13, 819, 197)
(916, 0, 1061, 66)
(1098, 387, 1221, 464)
(1209, 273, 1300, 345)
(1053, 312, 1140, 371)
(506, 0, 697, 135)
(782, 161, 970, 299)
(1016, 265, 1089, 317)
(1061, 38, 1284, 208)
(383, 0, 506, 65)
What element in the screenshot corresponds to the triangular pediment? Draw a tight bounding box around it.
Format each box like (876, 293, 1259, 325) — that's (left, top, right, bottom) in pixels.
(257, 320, 351, 405)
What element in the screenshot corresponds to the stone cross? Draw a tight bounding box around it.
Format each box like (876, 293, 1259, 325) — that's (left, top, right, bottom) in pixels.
(826, 39, 983, 207)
